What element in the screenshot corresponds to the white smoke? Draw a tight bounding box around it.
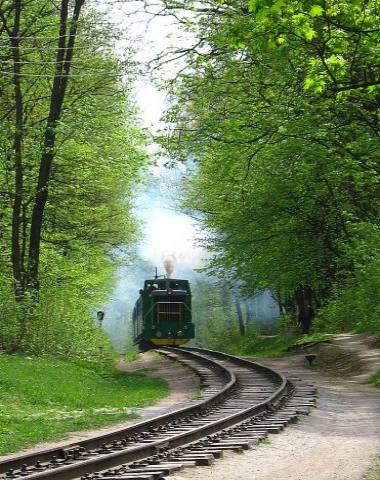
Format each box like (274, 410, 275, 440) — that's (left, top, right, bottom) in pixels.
(140, 209, 205, 273)
(163, 253, 178, 278)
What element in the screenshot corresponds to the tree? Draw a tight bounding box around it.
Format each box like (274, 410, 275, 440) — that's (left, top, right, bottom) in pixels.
(151, 0, 379, 333)
(0, 0, 146, 353)
(192, 278, 246, 347)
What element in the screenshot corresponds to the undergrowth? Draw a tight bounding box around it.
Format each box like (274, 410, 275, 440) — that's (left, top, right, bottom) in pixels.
(369, 371, 380, 389)
(197, 328, 333, 358)
(197, 329, 292, 357)
(125, 351, 140, 362)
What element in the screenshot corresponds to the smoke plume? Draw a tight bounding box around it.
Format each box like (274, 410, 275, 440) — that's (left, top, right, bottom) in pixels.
(163, 254, 177, 278)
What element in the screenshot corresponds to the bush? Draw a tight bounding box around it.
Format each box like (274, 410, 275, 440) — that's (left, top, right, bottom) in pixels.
(276, 314, 300, 337)
(21, 285, 116, 365)
(314, 274, 380, 337)
(0, 277, 24, 352)
(312, 222, 380, 336)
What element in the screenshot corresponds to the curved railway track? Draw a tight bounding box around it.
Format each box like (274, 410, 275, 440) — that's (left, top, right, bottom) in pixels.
(0, 348, 317, 480)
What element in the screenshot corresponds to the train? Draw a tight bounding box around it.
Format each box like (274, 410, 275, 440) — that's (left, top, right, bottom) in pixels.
(132, 276, 194, 351)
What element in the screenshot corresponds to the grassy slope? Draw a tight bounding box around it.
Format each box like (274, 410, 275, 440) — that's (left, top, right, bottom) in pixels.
(0, 354, 167, 455)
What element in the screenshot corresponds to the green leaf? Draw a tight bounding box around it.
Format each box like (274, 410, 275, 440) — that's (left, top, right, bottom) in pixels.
(304, 76, 314, 89)
(272, 0, 287, 13)
(248, 0, 260, 13)
(367, 85, 378, 93)
(304, 27, 317, 41)
(309, 5, 324, 17)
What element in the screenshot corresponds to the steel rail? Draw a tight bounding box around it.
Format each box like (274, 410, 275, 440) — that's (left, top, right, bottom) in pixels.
(0, 350, 234, 476)
(0, 348, 291, 480)
(172, 346, 288, 401)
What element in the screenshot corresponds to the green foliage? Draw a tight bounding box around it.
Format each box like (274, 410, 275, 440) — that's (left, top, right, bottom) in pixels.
(0, 1, 147, 356)
(369, 371, 380, 389)
(293, 333, 331, 345)
(363, 456, 380, 480)
(192, 281, 239, 349)
(0, 354, 168, 454)
(192, 279, 291, 355)
(261, 438, 272, 445)
(276, 315, 300, 337)
(22, 287, 116, 361)
(0, 279, 24, 351)
(125, 351, 141, 362)
(313, 224, 380, 336)
(155, 0, 379, 335)
(313, 278, 380, 336)
(243, 0, 379, 93)
(196, 327, 299, 357)
(0, 243, 124, 359)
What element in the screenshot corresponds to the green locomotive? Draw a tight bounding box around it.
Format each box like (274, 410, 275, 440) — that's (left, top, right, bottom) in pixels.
(132, 277, 194, 351)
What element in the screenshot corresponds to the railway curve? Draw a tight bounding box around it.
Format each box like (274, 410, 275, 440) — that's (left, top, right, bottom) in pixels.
(0, 348, 317, 480)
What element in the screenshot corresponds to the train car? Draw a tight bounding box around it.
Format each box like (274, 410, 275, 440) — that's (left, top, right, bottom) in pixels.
(132, 277, 194, 351)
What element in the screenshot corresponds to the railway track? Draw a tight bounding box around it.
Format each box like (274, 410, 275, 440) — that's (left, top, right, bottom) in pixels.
(0, 348, 317, 480)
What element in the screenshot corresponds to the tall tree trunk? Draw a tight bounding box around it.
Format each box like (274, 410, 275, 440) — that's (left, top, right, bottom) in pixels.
(294, 286, 315, 334)
(27, 0, 85, 290)
(7, 0, 25, 299)
(234, 295, 246, 336)
(244, 300, 254, 326)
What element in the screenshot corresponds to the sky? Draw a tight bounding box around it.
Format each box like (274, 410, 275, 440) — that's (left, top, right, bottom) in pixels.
(95, 0, 204, 278)
(119, 2, 205, 278)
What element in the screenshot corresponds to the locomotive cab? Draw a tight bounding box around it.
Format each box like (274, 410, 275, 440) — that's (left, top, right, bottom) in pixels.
(132, 278, 194, 351)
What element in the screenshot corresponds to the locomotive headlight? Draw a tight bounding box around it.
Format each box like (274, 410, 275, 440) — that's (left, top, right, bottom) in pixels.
(156, 331, 162, 338)
(177, 331, 183, 338)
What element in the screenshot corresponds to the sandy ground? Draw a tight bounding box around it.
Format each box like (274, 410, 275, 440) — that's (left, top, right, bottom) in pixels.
(115, 351, 201, 418)
(2, 334, 379, 480)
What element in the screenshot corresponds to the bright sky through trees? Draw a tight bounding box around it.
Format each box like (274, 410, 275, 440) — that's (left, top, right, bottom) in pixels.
(116, 2, 204, 276)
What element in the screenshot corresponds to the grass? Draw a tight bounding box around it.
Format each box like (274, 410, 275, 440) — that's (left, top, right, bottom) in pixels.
(292, 332, 332, 345)
(261, 438, 271, 445)
(197, 330, 289, 357)
(369, 371, 380, 389)
(125, 351, 140, 362)
(0, 353, 168, 455)
(200, 330, 330, 358)
(363, 455, 380, 480)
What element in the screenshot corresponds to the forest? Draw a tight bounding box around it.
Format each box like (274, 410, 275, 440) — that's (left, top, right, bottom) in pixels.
(0, 0, 379, 361)
(156, 0, 380, 341)
(0, 0, 146, 359)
